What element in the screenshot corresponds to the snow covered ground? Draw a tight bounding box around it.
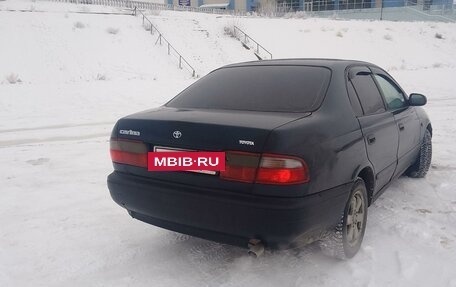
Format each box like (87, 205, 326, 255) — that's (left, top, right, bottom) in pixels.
(1, 1, 456, 286)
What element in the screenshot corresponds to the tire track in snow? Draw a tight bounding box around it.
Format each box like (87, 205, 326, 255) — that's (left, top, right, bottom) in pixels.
(0, 121, 113, 133)
(0, 121, 113, 147)
(0, 132, 109, 148)
(182, 238, 246, 286)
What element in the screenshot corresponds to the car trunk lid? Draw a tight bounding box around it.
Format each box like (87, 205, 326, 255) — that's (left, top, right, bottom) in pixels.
(112, 107, 310, 192)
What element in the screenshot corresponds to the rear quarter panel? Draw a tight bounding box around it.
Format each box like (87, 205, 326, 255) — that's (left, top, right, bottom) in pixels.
(258, 66, 370, 196)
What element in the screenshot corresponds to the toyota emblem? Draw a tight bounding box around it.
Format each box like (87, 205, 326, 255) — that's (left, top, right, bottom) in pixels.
(173, 130, 182, 139)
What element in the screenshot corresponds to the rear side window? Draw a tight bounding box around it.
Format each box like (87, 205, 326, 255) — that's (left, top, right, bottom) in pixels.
(346, 80, 363, 117)
(349, 67, 385, 115)
(166, 66, 331, 112)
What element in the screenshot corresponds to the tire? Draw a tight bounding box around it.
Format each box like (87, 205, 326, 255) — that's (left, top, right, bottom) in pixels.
(407, 129, 432, 178)
(319, 178, 368, 260)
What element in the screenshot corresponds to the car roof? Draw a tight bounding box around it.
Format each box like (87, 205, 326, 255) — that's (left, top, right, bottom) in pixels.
(222, 58, 378, 70)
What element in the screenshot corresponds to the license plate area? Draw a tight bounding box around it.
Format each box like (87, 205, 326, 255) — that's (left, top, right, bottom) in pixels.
(153, 146, 218, 175)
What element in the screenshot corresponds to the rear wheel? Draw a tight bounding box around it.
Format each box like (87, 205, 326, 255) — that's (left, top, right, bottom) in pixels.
(407, 129, 432, 178)
(319, 178, 368, 260)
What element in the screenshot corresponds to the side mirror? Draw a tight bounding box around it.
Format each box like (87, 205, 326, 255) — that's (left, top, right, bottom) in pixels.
(409, 93, 427, 106)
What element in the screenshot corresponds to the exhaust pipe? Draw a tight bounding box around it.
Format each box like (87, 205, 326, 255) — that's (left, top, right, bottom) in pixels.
(248, 239, 264, 257)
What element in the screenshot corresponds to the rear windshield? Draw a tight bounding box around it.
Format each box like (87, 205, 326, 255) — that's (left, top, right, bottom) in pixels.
(166, 65, 331, 112)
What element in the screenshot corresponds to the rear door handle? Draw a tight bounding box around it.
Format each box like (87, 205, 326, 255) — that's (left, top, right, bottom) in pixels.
(367, 135, 376, 145)
(398, 123, 405, 131)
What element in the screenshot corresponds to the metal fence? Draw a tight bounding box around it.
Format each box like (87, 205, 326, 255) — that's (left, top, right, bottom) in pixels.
(306, 1, 455, 22)
(233, 26, 273, 60)
(134, 7, 197, 77)
(44, 0, 456, 22)
(304, 0, 453, 12)
(46, 0, 246, 15)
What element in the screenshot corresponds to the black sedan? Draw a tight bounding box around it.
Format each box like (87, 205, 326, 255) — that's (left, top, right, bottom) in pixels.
(107, 59, 432, 259)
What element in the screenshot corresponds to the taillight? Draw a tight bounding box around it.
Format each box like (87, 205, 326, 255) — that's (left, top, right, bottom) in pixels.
(256, 154, 309, 184)
(110, 138, 148, 168)
(220, 151, 309, 185)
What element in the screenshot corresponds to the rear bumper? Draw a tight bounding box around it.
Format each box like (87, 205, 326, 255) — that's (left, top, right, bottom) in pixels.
(107, 171, 351, 249)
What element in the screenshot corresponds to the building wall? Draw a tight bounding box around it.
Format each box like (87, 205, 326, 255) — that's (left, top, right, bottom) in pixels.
(172, 0, 262, 11)
(204, 0, 230, 4)
(256, 0, 276, 11)
(172, 0, 199, 7)
(202, 0, 243, 10)
(169, 0, 453, 11)
(234, 0, 247, 10)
